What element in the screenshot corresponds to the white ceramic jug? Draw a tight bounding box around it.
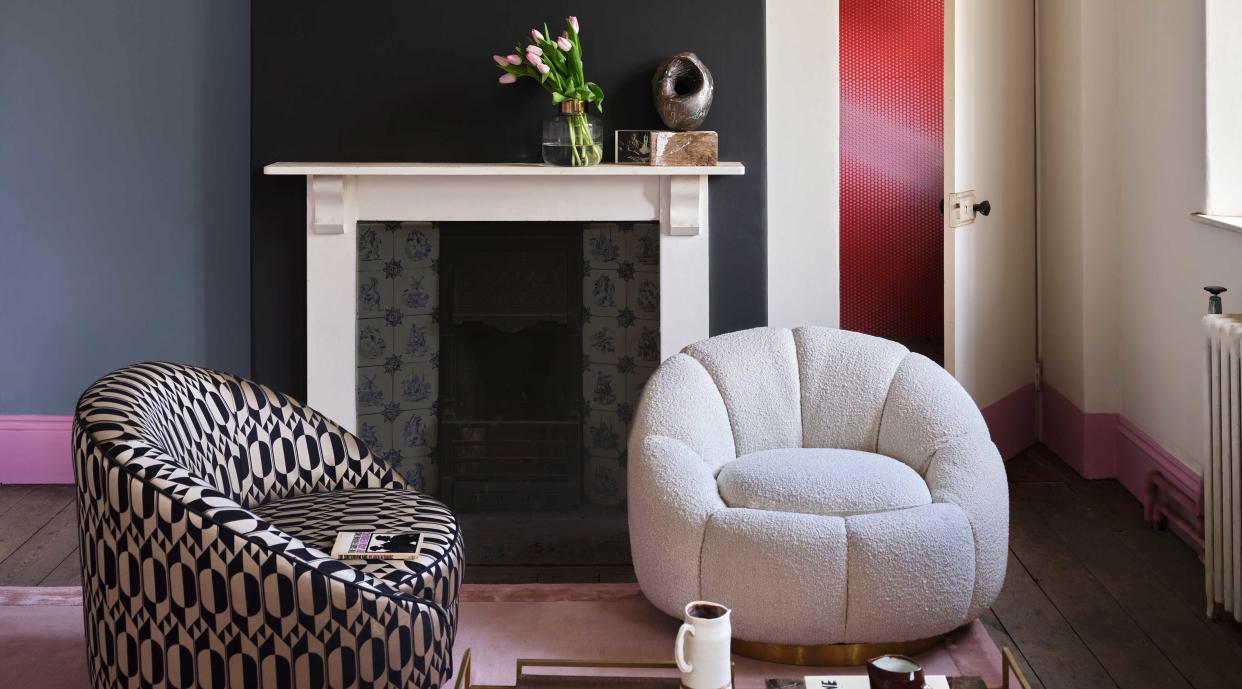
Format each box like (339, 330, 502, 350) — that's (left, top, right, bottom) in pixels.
(674, 601, 733, 689)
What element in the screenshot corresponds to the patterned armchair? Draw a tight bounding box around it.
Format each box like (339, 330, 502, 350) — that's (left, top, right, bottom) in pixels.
(73, 362, 462, 689)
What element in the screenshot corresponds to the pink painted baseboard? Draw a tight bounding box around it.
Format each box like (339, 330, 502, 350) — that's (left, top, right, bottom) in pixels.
(980, 383, 1038, 460)
(1116, 416, 1202, 511)
(1037, 384, 1203, 511)
(1039, 384, 1118, 479)
(0, 415, 74, 484)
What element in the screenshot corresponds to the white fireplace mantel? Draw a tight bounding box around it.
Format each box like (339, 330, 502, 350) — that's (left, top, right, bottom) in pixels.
(264, 161, 745, 429)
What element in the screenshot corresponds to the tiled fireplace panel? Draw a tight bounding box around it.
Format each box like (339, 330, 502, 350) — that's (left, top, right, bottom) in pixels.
(356, 222, 441, 493)
(355, 221, 658, 507)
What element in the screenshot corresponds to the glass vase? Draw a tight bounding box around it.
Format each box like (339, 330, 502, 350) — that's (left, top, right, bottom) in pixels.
(542, 100, 603, 167)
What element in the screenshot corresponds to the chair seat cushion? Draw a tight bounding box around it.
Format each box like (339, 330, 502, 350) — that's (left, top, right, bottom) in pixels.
(253, 487, 462, 609)
(716, 448, 931, 517)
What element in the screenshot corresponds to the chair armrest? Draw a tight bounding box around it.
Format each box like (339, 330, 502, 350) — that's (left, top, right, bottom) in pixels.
(877, 353, 1008, 618)
(628, 435, 726, 615)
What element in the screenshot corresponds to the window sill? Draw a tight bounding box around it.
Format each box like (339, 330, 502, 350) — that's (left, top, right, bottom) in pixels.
(1192, 213, 1242, 234)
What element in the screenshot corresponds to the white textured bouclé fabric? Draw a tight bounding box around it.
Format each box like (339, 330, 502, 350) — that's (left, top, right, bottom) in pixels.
(683, 328, 803, 455)
(716, 448, 931, 517)
(628, 326, 1009, 645)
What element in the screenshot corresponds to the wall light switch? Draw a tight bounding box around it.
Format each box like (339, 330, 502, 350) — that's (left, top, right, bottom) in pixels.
(948, 190, 977, 228)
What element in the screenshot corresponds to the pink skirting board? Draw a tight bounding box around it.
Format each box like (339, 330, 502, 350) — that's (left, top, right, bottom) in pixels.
(0, 584, 1007, 689)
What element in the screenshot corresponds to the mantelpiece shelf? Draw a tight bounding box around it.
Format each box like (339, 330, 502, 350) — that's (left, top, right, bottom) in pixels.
(264, 162, 744, 176)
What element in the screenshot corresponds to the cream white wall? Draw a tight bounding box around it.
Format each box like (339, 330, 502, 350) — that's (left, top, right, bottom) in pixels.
(765, 0, 840, 328)
(1040, 0, 1242, 477)
(1116, 0, 1242, 475)
(1037, 0, 1121, 413)
(1037, 0, 1088, 408)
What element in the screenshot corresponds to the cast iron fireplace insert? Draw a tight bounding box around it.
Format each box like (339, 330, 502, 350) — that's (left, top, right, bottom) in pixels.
(438, 225, 583, 510)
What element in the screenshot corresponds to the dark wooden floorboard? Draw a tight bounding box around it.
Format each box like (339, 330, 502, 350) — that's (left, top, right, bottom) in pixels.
(4, 446, 1242, 689)
(990, 551, 1119, 689)
(39, 547, 82, 586)
(979, 609, 1046, 689)
(0, 485, 74, 569)
(0, 498, 78, 586)
(0, 485, 32, 518)
(1009, 492, 1194, 689)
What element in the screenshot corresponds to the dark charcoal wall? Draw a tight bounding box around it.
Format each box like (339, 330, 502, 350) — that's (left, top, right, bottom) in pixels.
(251, 1, 767, 398)
(0, 0, 250, 414)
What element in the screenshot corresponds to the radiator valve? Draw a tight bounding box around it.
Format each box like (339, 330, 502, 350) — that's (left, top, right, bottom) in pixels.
(1205, 286, 1227, 314)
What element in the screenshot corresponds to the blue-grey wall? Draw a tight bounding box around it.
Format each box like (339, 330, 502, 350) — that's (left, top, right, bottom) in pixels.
(0, 0, 250, 414)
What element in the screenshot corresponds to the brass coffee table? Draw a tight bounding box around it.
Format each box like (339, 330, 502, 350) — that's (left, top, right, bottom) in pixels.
(453, 648, 1033, 689)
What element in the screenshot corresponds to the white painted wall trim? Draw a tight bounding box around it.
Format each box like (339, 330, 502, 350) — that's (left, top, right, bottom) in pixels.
(765, 0, 840, 329)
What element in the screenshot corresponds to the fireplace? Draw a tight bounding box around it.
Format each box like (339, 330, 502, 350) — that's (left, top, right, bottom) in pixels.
(266, 161, 742, 576)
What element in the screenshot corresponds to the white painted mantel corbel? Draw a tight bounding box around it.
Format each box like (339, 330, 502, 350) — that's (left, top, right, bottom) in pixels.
(265, 161, 744, 429)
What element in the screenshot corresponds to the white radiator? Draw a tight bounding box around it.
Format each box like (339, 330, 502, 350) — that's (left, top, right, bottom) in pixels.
(1204, 314, 1242, 621)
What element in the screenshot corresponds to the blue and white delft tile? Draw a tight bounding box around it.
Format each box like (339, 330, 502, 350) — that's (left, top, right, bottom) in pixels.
(582, 320, 621, 364)
(356, 413, 392, 455)
(357, 319, 390, 365)
(397, 360, 438, 405)
(583, 364, 621, 411)
(395, 407, 437, 457)
(397, 271, 437, 316)
(356, 366, 391, 414)
(627, 223, 660, 272)
(357, 222, 391, 270)
(585, 409, 624, 458)
(357, 272, 393, 318)
(583, 223, 623, 269)
(584, 268, 623, 316)
(628, 323, 661, 367)
(399, 223, 438, 266)
(396, 315, 438, 363)
(584, 456, 625, 506)
(633, 276, 659, 317)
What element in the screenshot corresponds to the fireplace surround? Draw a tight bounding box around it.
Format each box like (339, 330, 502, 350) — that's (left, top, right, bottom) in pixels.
(264, 162, 742, 571)
(264, 162, 743, 432)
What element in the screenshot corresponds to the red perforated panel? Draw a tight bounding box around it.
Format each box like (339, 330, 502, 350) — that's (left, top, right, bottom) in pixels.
(840, 0, 944, 337)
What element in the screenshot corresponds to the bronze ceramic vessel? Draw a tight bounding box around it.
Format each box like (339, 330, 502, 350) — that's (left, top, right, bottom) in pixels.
(652, 52, 714, 131)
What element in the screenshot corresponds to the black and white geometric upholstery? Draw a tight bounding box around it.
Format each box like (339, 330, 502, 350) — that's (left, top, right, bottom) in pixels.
(73, 362, 462, 689)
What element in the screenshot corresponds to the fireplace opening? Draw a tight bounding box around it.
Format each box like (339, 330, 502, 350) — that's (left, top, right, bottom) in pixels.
(355, 220, 659, 579)
(440, 227, 582, 510)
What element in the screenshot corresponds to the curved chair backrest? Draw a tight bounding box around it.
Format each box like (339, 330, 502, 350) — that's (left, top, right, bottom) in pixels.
(632, 327, 988, 473)
(75, 362, 402, 508)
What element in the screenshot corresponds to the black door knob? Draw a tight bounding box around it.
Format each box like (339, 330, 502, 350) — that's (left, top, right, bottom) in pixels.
(973, 200, 992, 216)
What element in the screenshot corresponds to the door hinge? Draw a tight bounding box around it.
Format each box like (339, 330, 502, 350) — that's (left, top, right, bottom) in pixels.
(1034, 359, 1043, 390)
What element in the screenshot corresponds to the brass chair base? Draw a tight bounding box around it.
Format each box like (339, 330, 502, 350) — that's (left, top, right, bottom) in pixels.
(731, 633, 948, 666)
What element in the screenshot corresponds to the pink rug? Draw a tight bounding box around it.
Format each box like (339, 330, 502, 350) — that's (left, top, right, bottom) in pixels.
(0, 585, 1006, 688)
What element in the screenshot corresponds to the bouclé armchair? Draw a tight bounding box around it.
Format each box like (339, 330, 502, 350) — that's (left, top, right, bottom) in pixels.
(628, 327, 1008, 660)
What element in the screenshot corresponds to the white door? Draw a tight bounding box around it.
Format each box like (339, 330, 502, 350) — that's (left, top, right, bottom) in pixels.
(944, 0, 1037, 411)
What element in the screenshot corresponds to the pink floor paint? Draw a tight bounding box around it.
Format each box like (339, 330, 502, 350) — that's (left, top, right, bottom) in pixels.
(0, 585, 1006, 688)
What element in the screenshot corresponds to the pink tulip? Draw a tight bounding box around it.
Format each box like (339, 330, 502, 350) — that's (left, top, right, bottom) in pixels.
(493, 54, 508, 66)
(536, 62, 550, 75)
(506, 54, 522, 65)
(556, 36, 572, 51)
(526, 51, 543, 66)
(531, 28, 544, 41)
(568, 16, 579, 32)
(526, 45, 543, 56)
(498, 73, 517, 84)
